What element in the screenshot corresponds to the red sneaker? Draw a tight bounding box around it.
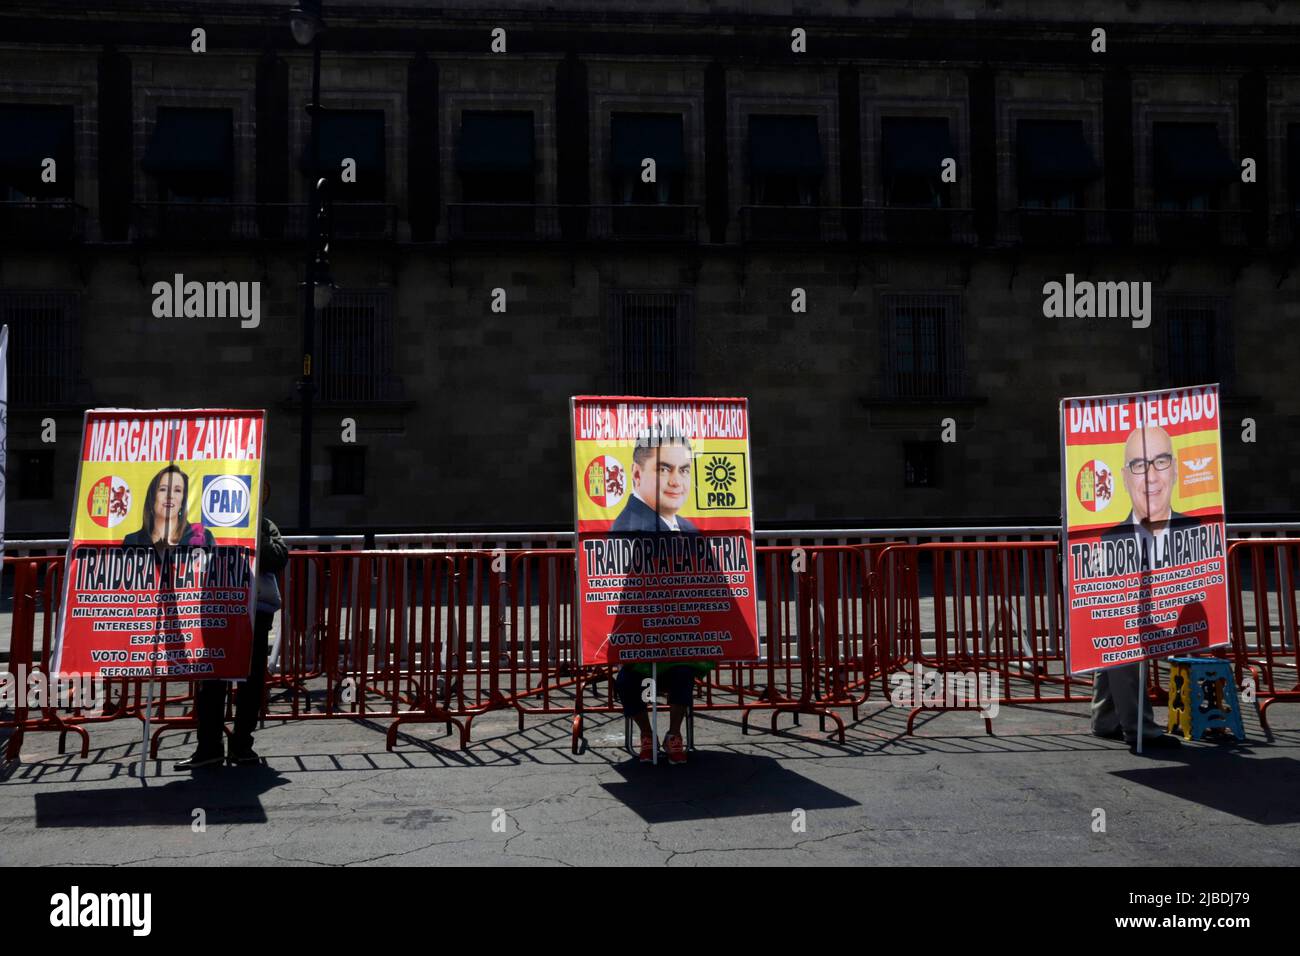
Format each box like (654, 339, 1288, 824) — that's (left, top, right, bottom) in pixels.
(638, 734, 654, 763)
(663, 733, 687, 765)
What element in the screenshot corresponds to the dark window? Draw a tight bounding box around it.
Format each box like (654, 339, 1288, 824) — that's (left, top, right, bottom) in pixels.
(15, 449, 55, 500)
(1288, 124, 1300, 217)
(1161, 297, 1231, 390)
(329, 446, 366, 496)
(610, 113, 685, 205)
(903, 442, 940, 488)
(1152, 122, 1236, 211)
(881, 117, 952, 208)
(143, 107, 234, 201)
(748, 115, 822, 206)
(0, 104, 74, 200)
(456, 111, 535, 202)
(315, 290, 400, 402)
(307, 109, 386, 202)
(0, 291, 79, 406)
(882, 294, 964, 400)
(1016, 119, 1099, 209)
(608, 290, 694, 396)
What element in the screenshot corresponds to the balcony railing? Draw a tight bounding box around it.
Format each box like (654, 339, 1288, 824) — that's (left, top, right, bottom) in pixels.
(0, 201, 86, 242)
(739, 205, 856, 243)
(1133, 209, 1247, 248)
(1273, 210, 1300, 247)
(998, 207, 1112, 247)
(862, 205, 977, 246)
(588, 204, 699, 241)
(131, 202, 398, 242)
(738, 205, 976, 245)
(447, 203, 562, 242)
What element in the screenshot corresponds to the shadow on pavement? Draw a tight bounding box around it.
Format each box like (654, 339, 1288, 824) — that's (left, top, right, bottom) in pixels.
(34, 765, 289, 828)
(600, 750, 858, 824)
(1111, 750, 1300, 824)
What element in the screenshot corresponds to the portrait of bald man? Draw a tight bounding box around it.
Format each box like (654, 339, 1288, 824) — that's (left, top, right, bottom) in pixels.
(1091, 423, 1190, 751)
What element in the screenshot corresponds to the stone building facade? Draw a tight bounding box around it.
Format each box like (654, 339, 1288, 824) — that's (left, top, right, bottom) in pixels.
(1, 0, 1298, 534)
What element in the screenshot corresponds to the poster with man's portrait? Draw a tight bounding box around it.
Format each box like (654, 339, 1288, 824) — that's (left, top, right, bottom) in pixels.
(570, 396, 760, 666)
(1060, 385, 1229, 673)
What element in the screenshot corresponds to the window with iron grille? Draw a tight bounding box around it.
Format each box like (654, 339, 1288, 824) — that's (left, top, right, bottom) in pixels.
(314, 289, 401, 403)
(0, 291, 80, 406)
(881, 294, 965, 399)
(607, 291, 694, 396)
(329, 446, 366, 496)
(1161, 296, 1232, 391)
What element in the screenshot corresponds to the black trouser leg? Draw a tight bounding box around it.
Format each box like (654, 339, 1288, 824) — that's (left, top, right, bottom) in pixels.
(231, 611, 272, 754)
(195, 679, 227, 755)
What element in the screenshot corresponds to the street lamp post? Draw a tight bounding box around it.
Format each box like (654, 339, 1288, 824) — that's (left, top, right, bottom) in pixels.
(290, 0, 332, 531)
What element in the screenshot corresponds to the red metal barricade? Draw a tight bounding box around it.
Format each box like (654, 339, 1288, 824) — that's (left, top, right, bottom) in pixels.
(6, 537, 1289, 759)
(1228, 538, 1300, 732)
(878, 541, 1092, 733)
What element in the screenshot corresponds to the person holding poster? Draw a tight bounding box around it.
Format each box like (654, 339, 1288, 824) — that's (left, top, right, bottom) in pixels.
(122, 464, 215, 550)
(53, 409, 266, 692)
(571, 397, 761, 764)
(1060, 386, 1230, 752)
(178, 479, 287, 769)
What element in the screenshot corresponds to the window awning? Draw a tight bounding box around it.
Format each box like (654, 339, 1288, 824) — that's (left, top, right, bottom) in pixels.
(456, 111, 534, 173)
(0, 104, 73, 175)
(611, 113, 685, 173)
(302, 109, 385, 176)
(143, 108, 233, 175)
(882, 117, 953, 177)
(1154, 123, 1238, 186)
(748, 115, 822, 175)
(1017, 120, 1100, 182)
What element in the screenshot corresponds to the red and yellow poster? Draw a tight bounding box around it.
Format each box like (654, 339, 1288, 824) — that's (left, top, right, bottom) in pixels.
(1060, 385, 1228, 674)
(52, 409, 266, 680)
(571, 396, 760, 665)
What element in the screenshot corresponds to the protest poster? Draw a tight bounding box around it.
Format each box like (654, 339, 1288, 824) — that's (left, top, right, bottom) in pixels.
(1060, 385, 1229, 673)
(571, 396, 760, 666)
(52, 409, 265, 681)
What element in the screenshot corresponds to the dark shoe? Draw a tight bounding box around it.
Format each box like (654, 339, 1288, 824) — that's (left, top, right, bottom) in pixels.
(176, 750, 224, 770)
(1093, 727, 1125, 741)
(227, 748, 261, 766)
(1129, 734, 1181, 752)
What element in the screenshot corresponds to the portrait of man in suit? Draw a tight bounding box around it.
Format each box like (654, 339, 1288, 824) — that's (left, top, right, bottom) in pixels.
(1099, 423, 1193, 550)
(610, 428, 699, 534)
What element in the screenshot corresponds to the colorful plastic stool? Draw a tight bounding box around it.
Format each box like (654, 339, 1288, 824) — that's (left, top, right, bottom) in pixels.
(1166, 656, 1245, 741)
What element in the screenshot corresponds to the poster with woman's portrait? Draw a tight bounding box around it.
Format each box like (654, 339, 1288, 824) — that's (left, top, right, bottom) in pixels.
(51, 408, 266, 681)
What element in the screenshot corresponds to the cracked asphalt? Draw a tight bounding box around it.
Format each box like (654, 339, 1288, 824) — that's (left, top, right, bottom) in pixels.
(2, 698, 1298, 866)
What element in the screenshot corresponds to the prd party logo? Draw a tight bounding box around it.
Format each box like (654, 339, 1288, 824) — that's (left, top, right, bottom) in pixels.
(583, 455, 626, 509)
(87, 475, 132, 529)
(1075, 459, 1114, 513)
(695, 452, 748, 509)
(202, 474, 253, 528)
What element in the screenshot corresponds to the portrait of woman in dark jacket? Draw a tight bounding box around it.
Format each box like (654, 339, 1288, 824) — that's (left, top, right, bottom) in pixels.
(121, 464, 215, 549)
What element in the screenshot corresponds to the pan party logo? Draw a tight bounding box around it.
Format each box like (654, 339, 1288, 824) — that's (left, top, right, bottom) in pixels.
(202, 474, 253, 528)
(1075, 459, 1114, 513)
(695, 453, 747, 510)
(87, 475, 132, 529)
